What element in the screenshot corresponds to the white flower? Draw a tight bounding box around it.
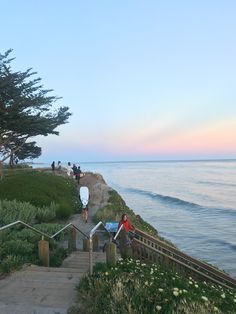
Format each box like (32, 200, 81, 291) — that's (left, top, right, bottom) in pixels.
(144, 281, 148, 286)
(201, 296, 208, 302)
(189, 281, 193, 285)
(221, 293, 225, 299)
(214, 307, 219, 312)
(105, 272, 108, 276)
(117, 281, 122, 288)
(158, 288, 163, 292)
(173, 291, 179, 297)
(195, 284, 199, 288)
(233, 299, 236, 303)
(156, 305, 162, 311)
(141, 263, 146, 266)
(173, 287, 179, 291)
(183, 289, 187, 293)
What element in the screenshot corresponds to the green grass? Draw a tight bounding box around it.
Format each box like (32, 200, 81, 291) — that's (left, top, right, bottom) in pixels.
(0, 170, 80, 218)
(73, 258, 236, 314)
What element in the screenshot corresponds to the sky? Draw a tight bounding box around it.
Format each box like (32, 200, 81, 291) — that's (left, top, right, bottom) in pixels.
(1, 0, 236, 162)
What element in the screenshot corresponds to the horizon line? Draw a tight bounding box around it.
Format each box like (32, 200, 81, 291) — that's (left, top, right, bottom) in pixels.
(31, 158, 236, 164)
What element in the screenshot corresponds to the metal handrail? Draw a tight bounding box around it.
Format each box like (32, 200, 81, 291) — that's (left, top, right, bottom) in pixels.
(88, 221, 112, 274)
(114, 224, 123, 240)
(1, 220, 112, 275)
(89, 221, 111, 238)
(0, 220, 51, 239)
(0, 220, 89, 239)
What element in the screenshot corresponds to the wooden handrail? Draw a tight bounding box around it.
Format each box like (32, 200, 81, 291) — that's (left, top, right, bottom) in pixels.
(133, 228, 236, 289)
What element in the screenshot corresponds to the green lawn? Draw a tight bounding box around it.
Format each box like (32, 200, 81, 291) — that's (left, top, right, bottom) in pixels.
(0, 170, 80, 218)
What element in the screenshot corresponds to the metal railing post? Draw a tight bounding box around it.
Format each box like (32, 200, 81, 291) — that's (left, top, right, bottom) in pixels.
(89, 236, 93, 275)
(88, 221, 112, 275)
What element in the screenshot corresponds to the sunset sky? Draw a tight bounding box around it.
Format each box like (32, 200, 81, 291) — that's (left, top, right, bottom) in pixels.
(1, 1, 236, 162)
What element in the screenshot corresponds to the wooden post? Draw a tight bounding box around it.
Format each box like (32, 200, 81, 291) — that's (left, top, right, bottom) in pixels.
(83, 238, 90, 252)
(119, 229, 132, 259)
(68, 227, 77, 252)
(38, 239, 49, 267)
(106, 242, 116, 266)
(92, 234, 99, 252)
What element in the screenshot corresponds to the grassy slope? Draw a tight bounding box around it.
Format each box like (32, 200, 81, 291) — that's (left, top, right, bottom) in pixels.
(0, 170, 80, 218)
(0, 169, 81, 273)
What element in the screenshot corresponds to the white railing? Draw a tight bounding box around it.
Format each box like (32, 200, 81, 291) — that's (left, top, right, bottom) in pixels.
(0, 220, 114, 275)
(113, 224, 123, 240)
(0, 220, 89, 239)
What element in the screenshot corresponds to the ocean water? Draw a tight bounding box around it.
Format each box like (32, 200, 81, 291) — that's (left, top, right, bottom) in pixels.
(78, 160, 236, 278)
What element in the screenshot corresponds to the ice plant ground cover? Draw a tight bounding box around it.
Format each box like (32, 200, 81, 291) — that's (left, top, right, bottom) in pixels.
(75, 258, 236, 314)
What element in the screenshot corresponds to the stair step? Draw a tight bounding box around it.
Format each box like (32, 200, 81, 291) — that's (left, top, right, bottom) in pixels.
(0, 249, 119, 313)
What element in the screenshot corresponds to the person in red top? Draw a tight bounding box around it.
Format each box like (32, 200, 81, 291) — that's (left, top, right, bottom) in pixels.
(118, 213, 135, 233)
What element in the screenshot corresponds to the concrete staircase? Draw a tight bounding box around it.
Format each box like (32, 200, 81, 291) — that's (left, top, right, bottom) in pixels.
(0, 251, 106, 314)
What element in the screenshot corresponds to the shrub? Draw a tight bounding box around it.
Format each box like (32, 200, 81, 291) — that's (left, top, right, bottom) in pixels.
(76, 258, 236, 314)
(35, 202, 57, 223)
(0, 199, 37, 225)
(1, 239, 34, 258)
(0, 255, 24, 274)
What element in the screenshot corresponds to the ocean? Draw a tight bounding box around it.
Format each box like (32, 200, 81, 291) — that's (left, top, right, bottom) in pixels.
(78, 160, 236, 278)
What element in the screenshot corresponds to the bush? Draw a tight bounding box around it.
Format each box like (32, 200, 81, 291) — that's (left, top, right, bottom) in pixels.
(0, 199, 58, 226)
(35, 202, 57, 223)
(0, 199, 37, 225)
(76, 258, 236, 314)
(1, 239, 34, 258)
(0, 255, 24, 274)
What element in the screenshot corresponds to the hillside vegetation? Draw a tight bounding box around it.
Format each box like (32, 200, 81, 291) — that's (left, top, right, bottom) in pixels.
(74, 258, 236, 314)
(0, 169, 79, 218)
(0, 169, 81, 274)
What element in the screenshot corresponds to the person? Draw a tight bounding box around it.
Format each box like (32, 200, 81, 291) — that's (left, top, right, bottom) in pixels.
(51, 161, 55, 172)
(72, 164, 77, 176)
(117, 214, 135, 257)
(82, 204, 88, 223)
(118, 213, 135, 233)
(57, 161, 61, 170)
(76, 166, 82, 184)
(66, 162, 73, 177)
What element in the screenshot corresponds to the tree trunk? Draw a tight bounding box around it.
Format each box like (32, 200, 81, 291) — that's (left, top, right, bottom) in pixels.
(9, 153, 14, 167)
(0, 161, 3, 180)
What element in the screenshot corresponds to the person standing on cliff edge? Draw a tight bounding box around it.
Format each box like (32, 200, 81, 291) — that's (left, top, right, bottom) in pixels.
(51, 161, 55, 172)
